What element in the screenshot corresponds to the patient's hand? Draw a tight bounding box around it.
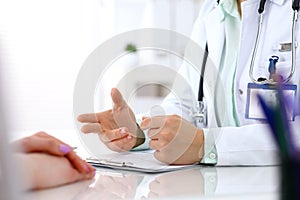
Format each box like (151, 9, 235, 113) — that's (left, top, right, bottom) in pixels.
(16, 153, 95, 190)
(13, 131, 94, 174)
(12, 132, 95, 190)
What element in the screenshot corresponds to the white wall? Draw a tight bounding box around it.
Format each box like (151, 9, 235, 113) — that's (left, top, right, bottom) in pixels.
(0, 0, 112, 135)
(0, 0, 203, 139)
(96, 0, 203, 113)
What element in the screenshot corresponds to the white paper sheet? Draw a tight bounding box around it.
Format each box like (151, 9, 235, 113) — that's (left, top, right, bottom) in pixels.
(87, 150, 196, 173)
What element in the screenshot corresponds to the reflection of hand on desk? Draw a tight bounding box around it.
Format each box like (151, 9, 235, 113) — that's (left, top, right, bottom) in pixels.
(145, 168, 205, 199)
(74, 170, 144, 200)
(25, 166, 280, 200)
(25, 177, 94, 200)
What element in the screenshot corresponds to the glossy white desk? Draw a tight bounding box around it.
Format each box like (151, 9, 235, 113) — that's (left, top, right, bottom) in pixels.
(15, 130, 279, 200)
(25, 165, 279, 200)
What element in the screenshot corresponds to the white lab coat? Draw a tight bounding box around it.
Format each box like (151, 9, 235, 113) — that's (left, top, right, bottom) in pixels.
(160, 0, 300, 165)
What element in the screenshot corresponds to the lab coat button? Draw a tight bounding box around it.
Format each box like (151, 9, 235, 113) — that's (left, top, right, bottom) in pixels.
(238, 89, 243, 95)
(209, 153, 216, 160)
(209, 176, 216, 182)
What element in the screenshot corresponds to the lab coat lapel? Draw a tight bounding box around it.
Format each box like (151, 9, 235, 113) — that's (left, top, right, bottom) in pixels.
(236, 0, 259, 78)
(203, 6, 225, 128)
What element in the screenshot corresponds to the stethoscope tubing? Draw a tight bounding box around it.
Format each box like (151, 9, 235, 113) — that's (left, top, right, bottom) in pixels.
(249, 0, 299, 85)
(195, 0, 300, 127)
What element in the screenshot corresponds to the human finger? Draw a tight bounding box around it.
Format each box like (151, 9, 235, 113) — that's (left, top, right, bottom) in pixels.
(106, 134, 136, 152)
(33, 133, 94, 172)
(16, 133, 72, 156)
(34, 132, 95, 173)
(66, 151, 95, 174)
(111, 88, 127, 111)
(147, 128, 161, 139)
(65, 167, 95, 183)
(100, 128, 131, 143)
(28, 154, 95, 190)
(60, 164, 95, 185)
(81, 123, 103, 134)
(140, 116, 166, 130)
(77, 113, 99, 123)
(142, 116, 149, 121)
(153, 150, 170, 164)
(38, 133, 95, 173)
(149, 139, 164, 151)
(16, 132, 95, 174)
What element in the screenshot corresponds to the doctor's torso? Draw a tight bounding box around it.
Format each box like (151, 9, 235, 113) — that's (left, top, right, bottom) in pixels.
(187, 0, 300, 127)
(235, 0, 300, 125)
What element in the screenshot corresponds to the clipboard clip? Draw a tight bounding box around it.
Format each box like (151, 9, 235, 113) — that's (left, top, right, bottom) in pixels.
(86, 157, 134, 167)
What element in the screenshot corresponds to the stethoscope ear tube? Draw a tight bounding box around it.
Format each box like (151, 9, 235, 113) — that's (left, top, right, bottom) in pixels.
(198, 43, 209, 102)
(292, 0, 300, 11)
(258, 0, 267, 14)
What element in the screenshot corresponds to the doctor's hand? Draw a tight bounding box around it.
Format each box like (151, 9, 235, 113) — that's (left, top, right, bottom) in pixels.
(140, 115, 204, 165)
(77, 88, 145, 152)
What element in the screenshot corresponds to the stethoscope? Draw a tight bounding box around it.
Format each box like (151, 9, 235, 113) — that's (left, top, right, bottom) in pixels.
(193, 0, 300, 128)
(249, 0, 300, 84)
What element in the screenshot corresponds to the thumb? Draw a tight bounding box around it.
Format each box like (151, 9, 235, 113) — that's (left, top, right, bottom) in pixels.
(111, 88, 126, 110)
(142, 116, 149, 121)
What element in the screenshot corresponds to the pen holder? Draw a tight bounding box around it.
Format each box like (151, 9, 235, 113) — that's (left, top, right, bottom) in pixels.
(280, 156, 300, 200)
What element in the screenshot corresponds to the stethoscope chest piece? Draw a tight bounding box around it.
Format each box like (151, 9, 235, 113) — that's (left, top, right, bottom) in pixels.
(193, 100, 208, 128)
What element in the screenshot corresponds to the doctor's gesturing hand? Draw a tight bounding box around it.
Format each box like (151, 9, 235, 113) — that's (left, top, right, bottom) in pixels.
(77, 88, 145, 152)
(140, 115, 204, 165)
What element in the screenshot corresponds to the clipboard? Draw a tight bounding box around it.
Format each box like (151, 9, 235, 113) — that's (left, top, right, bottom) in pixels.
(86, 150, 197, 173)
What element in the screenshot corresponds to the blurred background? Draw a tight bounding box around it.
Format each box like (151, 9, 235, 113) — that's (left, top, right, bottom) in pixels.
(0, 0, 203, 140)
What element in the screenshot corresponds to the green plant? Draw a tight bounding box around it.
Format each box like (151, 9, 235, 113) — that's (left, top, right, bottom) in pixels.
(125, 43, 137, 53)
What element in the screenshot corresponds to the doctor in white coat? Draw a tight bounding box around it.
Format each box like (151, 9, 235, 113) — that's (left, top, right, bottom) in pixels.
(78, 0, 300, 166)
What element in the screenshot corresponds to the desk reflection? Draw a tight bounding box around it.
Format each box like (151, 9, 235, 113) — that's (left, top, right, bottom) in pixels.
(74, 171, 144, 200)
(26, 166, 278, 200)
(144, 168, 205, 199)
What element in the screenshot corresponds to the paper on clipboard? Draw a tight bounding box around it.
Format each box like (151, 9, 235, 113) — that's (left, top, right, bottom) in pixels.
(86, 150, 196, 173)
